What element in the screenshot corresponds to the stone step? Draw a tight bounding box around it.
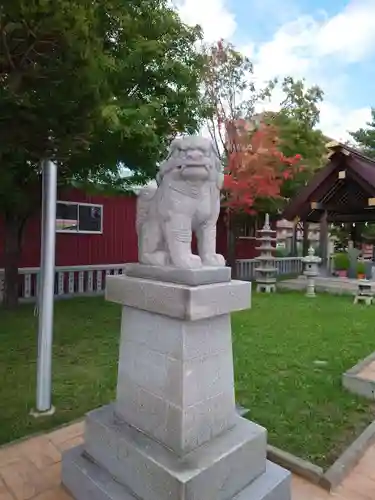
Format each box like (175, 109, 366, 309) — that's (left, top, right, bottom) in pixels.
(73, 404, 267, 500)
(63, 445, 290, 500)
(234, 461, 291, 500)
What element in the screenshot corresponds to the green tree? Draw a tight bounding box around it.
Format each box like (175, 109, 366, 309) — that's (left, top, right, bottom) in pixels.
(201, 39, 276, 158)
(280, 77, 323, 128)
(350, 108, 375, 158)
(0, 0, 206, 307)
(273, 77, 328, 201)
(267, 77, 328, 255)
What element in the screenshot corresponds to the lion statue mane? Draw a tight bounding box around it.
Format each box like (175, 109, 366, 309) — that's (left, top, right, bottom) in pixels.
(136, 135, 225, 269)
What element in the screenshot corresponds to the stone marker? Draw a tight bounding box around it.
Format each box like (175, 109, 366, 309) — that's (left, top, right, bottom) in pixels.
(62, 136, 291, 500)
(347, 244, 360, 279)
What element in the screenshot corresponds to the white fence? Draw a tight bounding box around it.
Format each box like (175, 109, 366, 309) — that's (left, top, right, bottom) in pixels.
(0, 264, 126, 303)
(0, 258, 304, 303)
(236, 257, 303, 281)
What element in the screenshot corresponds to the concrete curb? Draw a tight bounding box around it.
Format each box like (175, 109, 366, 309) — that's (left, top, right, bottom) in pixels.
(278, 280, 356, 296)
(342, 351, 375, 400)
(277, 275, 363, 296)
(323, 420, 375, 489)
(266, 445, 324, 485)
(266, 418, 375, 491)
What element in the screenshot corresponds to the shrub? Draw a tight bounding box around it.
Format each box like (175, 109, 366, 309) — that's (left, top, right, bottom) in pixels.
(334, 252, 349, 271)
(357, 261, 366, 275)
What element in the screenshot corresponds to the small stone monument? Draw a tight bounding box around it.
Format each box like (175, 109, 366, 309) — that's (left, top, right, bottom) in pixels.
(347, 243, 360, 279)
(354, 280, 373, 305)
(302, 247, 321, 298)
(62, 136, 291, 500)
(255, 213, 277, 293)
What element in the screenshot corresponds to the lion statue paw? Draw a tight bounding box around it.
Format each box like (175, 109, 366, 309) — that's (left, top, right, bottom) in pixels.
(201, 253, 225, 267)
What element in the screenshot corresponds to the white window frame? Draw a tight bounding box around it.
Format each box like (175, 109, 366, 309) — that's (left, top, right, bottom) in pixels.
(56, 200, 104, 234)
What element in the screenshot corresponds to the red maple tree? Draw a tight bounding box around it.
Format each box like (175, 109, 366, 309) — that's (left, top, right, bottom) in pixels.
(223, 118, 302, 214)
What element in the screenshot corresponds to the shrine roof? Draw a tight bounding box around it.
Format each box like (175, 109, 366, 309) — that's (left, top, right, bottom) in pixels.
(282, 143, 375, 223)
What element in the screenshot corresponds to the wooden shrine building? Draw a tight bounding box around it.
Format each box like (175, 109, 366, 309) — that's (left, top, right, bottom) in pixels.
(282, 142, 375, 269)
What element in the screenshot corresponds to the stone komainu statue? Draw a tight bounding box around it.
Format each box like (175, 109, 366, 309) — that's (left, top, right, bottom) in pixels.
(136, 136, 225, 269)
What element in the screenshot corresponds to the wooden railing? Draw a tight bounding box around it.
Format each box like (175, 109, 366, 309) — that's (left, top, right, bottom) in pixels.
(236, 257, 303, 281)
(0, 258, 305, 302)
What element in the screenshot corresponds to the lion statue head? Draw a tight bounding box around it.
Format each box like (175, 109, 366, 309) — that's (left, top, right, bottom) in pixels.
(156, 136, 223, 189)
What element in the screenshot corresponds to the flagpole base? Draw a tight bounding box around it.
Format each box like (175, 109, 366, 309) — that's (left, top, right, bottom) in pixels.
(30, 406, 56, 419)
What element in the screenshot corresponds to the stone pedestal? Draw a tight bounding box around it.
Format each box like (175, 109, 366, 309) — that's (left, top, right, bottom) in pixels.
(62, 265, 291, 500)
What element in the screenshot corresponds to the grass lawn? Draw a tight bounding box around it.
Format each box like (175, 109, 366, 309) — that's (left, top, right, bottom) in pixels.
(0, 291, 375, 469)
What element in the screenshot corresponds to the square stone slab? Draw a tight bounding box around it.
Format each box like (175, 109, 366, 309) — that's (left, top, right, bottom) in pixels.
(105, 275, 250, 320)
(63, 445, 290, 500)
(124, 263, 231, 286)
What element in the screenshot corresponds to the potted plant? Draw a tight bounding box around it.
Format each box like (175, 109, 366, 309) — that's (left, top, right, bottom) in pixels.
(334, 252, 349, 277)
(357, 261, 366, 280)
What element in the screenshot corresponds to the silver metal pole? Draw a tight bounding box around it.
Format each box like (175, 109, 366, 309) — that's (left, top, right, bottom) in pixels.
(35, 162, 47, 316)
(36, 160, 57, 413)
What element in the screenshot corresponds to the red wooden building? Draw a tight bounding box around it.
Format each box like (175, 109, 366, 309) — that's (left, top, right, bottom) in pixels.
(0, 188, 257, 270)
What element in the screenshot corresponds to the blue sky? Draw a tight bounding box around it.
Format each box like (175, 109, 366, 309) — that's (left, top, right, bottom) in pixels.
(173, 0, 375, 141)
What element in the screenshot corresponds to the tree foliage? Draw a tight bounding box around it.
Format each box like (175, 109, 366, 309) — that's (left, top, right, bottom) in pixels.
(201, 39, 276, 158)
(223, 120, 302, 213)
(270, 78, 328, 201)
(0, 0, 206, 307)
(201, 41, 327, 205)
(280, 77, 323, 129)
(200, 39, 328, 268)
(350, 108, 375, 158)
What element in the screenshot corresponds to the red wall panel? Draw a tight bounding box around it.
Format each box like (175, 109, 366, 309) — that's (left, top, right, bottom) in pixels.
(216, 211, 258, 259)
(0, 189, 138, 268)
(0, 189, 259, 268)
(236, 238, 258, 259)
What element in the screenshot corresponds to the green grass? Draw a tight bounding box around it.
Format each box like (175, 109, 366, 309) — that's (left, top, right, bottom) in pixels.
(0, 298, 120, 444)
(232, 291, 375, 468)
(0, 292, 374, 469)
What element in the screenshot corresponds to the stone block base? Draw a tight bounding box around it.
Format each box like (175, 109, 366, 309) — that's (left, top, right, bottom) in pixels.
(63, 404, 268, 500)
(63, 446, 290, 500)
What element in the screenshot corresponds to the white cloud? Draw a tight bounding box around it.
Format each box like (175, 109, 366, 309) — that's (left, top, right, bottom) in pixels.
(251, 17, 318, 82)
(251, 0, 375, 82)
(174, 0, 374, 142)
(171, 0, 237, 42)
(249, 0, 375, 140)
(315, 0, 375, 62)
(319, 104, 372, 143)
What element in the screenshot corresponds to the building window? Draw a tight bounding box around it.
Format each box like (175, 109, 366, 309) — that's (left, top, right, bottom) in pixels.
(56, 201, 103, 234)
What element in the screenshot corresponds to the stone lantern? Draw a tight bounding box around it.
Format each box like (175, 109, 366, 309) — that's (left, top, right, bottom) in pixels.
(301, 247, 321, 297)
(354, 280, 373, 305)
(255, 213, 277, 293)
